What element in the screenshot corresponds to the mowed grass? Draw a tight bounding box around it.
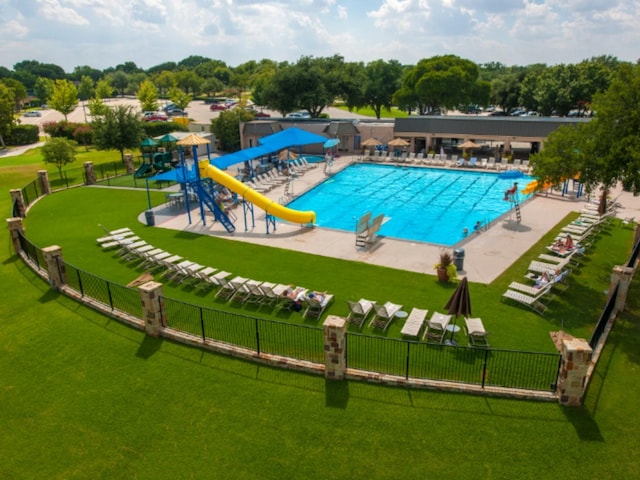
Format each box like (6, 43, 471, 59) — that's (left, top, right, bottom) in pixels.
(1, 150, 640, 478)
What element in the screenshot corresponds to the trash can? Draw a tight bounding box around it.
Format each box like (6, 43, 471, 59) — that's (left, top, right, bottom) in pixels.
(453, 248, 465, 272)
(145, 209, 155, 227)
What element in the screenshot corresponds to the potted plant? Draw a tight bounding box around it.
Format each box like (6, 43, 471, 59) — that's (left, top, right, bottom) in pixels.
(434, 249, 457, 283)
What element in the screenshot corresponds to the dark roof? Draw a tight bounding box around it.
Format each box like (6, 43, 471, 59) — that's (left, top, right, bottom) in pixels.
(395, 116, 590, 138)
(242, 121, 282, 136)
(324, 121, 360, 136)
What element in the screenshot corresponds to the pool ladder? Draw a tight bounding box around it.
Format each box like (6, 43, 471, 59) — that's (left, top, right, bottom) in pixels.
(513, 195, 522, 223)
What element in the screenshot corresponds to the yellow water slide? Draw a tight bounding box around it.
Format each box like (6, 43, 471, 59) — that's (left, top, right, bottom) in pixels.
(198, 160, 316, 224)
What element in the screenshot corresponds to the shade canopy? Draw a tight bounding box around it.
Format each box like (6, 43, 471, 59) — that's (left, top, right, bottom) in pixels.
(140, 137, 158, 147)
(458, 140, 481, 149)
(158, 133, 178, 143)
(361, 138, 382, 147)
(259, 127, 327, 147)
(388, 138, 409, 147)
(444, 276, 472, 318)
(177, 133, 210, 146)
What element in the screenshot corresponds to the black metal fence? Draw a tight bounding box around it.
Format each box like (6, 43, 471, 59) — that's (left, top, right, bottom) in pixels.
(346, 333, 561, 391)
(20, 179, 41, 208)
(163, 297, 325, 363)
(17, 232, 46, 273)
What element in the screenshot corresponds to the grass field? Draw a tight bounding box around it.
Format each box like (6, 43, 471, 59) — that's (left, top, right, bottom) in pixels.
(1, 146, 640, 479)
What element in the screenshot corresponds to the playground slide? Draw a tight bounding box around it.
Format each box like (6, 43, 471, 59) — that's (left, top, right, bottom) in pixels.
(198, 160, 316, 224)
(134, 162, 151, 178)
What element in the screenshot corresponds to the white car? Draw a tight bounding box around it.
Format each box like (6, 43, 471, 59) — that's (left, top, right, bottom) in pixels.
(286, 111, 311, 119)
(23, 111, 41, 117)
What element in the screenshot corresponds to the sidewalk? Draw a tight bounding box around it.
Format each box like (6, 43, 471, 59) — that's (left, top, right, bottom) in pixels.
(0, 142, 45, 158)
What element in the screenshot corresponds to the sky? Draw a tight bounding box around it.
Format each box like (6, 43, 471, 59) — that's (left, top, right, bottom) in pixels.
(1, 0, 639, 72)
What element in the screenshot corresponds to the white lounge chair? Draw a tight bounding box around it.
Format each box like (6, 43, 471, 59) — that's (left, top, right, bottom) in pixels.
(423, 311, 452, 343)
(303, 292, 334, 319)
(346, 298, 375, 329)
(369, 301, 403, 332)
(400, 308, 429, 338)
(502, 289, 549, 314)
(464, 317, 489, 347)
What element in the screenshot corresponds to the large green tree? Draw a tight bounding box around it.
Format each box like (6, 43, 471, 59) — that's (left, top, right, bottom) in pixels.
(92, 105, 143, 161)
(34, 77, 54, 104)
(531, 62, 640, 199)
(363, 59, 403, 119)
(398, 55, 480, 114)
(211, 108, 254, 152)
(49, 79, 78, 121)
(42, 137, 77, 178)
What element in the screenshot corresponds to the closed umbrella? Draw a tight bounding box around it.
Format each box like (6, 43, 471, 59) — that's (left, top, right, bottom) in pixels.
(444, 276, 472, 342)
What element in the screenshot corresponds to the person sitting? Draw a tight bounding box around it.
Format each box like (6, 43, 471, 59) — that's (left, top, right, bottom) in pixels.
(307, 291, 326, 305)
(504, 182, 518, 201)
(473, 220, 483, 232)
(535, 271, 551, 288)
(564, 234, 575, 250)
(282, 286, 305, 311)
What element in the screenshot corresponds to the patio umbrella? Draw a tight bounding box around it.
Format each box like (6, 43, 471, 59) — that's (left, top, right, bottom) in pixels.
(387, 138, 409, 147)
(323, 138, 340, 149)
(140, 137, 158, 148)
(361, 138, 382, 147)
(444, 276, 472, 341)
(458, 140, 480, 150)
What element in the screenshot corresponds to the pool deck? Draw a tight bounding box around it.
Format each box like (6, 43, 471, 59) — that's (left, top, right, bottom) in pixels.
(150, 155, 640, 284)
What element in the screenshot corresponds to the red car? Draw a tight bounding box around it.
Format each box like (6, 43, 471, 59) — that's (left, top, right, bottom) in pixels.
(143, 112, 168, 121)
(210, 104, 227, 111)
(254, 111, 271, 118)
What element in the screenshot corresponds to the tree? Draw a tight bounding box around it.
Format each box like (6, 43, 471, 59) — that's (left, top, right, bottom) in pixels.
(398, 55, 480, 114)
(34, 77, 54, 104)
(1, 78, 28, 111)
(92, 105, 143, 161)
(42, 137, 77, 178)
(153, 70, 177, 95)
(0, 83, 17, 148)
(49, 79, 78, 121)
(137, 79, 159, 112)
(531, 62, 640, 201)
(363, 59, 402, 118)
(109, 71, 129, 96)
(78, 75, 94, 101)
(168, 87, 191, 110)
(175, 70, 202, 95)
(87, 96, 109, 117)
(95, 78, 114, 100)
(211, 108, 254, 152)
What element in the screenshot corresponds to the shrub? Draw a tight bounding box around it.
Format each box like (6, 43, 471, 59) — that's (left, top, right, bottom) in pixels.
(43, 121, 88, 140)
(8, 125, 39, 145)
(73, 125, 93, 150)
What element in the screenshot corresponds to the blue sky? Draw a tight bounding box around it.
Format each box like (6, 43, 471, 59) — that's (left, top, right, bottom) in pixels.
(1, 0, 638, 72)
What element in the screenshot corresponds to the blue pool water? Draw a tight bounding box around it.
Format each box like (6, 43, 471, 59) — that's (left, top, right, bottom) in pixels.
(286, 164, 533, 246)
(301, 155, 326, 163)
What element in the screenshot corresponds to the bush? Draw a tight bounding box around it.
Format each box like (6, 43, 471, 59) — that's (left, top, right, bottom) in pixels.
(8, 124, 39, 145)
(43, 121, 88, 140)
(142, 121, 189, 137)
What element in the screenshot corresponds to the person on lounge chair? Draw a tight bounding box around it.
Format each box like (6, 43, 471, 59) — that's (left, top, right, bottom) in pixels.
(307, 291, 326, 304)
(564, 234, 575, 249)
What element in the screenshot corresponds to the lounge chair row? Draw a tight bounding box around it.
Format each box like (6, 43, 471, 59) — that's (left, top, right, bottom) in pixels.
(346, 298, 489, 346)
(97, 228, 334, 319)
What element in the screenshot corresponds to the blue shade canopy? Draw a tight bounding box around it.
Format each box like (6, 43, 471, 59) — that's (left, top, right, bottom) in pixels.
(212, 144, 274, 169)
(148, 166, 197, 183)
(258, 127, 327, 148)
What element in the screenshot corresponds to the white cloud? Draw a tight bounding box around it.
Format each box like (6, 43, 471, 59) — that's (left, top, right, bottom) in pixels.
(0, 0, 638, 71)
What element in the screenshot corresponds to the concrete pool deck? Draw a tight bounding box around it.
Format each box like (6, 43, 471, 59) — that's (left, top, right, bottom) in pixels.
(150, 155, 640, 284)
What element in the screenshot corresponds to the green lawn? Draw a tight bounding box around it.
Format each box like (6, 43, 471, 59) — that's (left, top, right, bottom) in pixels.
(2, 150, 640, 479)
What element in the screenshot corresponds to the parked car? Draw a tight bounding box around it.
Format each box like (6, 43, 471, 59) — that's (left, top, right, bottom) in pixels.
(161, 103, 176, 112)
(23, 111, 41, 117)
(254, 111, 271, 118)
(143, 112, 168, 122)
(286, 111, 311, 119)
(488, 110, 509, 116)
(166, 108, 186, 116)
(210, 103, 227, 111)
(520, 111, 541, 117)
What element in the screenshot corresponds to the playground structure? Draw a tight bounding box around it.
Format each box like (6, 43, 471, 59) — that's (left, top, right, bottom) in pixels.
(135, 136, 179, 178)
(146, 128, 328, 234)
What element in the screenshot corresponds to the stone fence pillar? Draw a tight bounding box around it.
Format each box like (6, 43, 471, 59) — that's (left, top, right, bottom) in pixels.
(139, 281, 165, 337)
(9, 189, 26, 218)
(42, 245, 67, 289)
(84, 161, 96, 185)
(608, 265, 635, 313)
(557, 338, 593, 406)
(6, 217, 25, 254)
(37, 170, 51, 195)
(123, 154, 134, 174)
(323, 315, 347, 380)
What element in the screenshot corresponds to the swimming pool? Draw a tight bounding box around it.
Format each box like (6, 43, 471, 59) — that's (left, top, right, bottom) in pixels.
(286, 164, 533, 245)
(301, 155, 326, 163)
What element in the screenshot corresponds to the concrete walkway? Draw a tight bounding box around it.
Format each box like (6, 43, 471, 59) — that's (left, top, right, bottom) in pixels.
(147, 156, 640, 284)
